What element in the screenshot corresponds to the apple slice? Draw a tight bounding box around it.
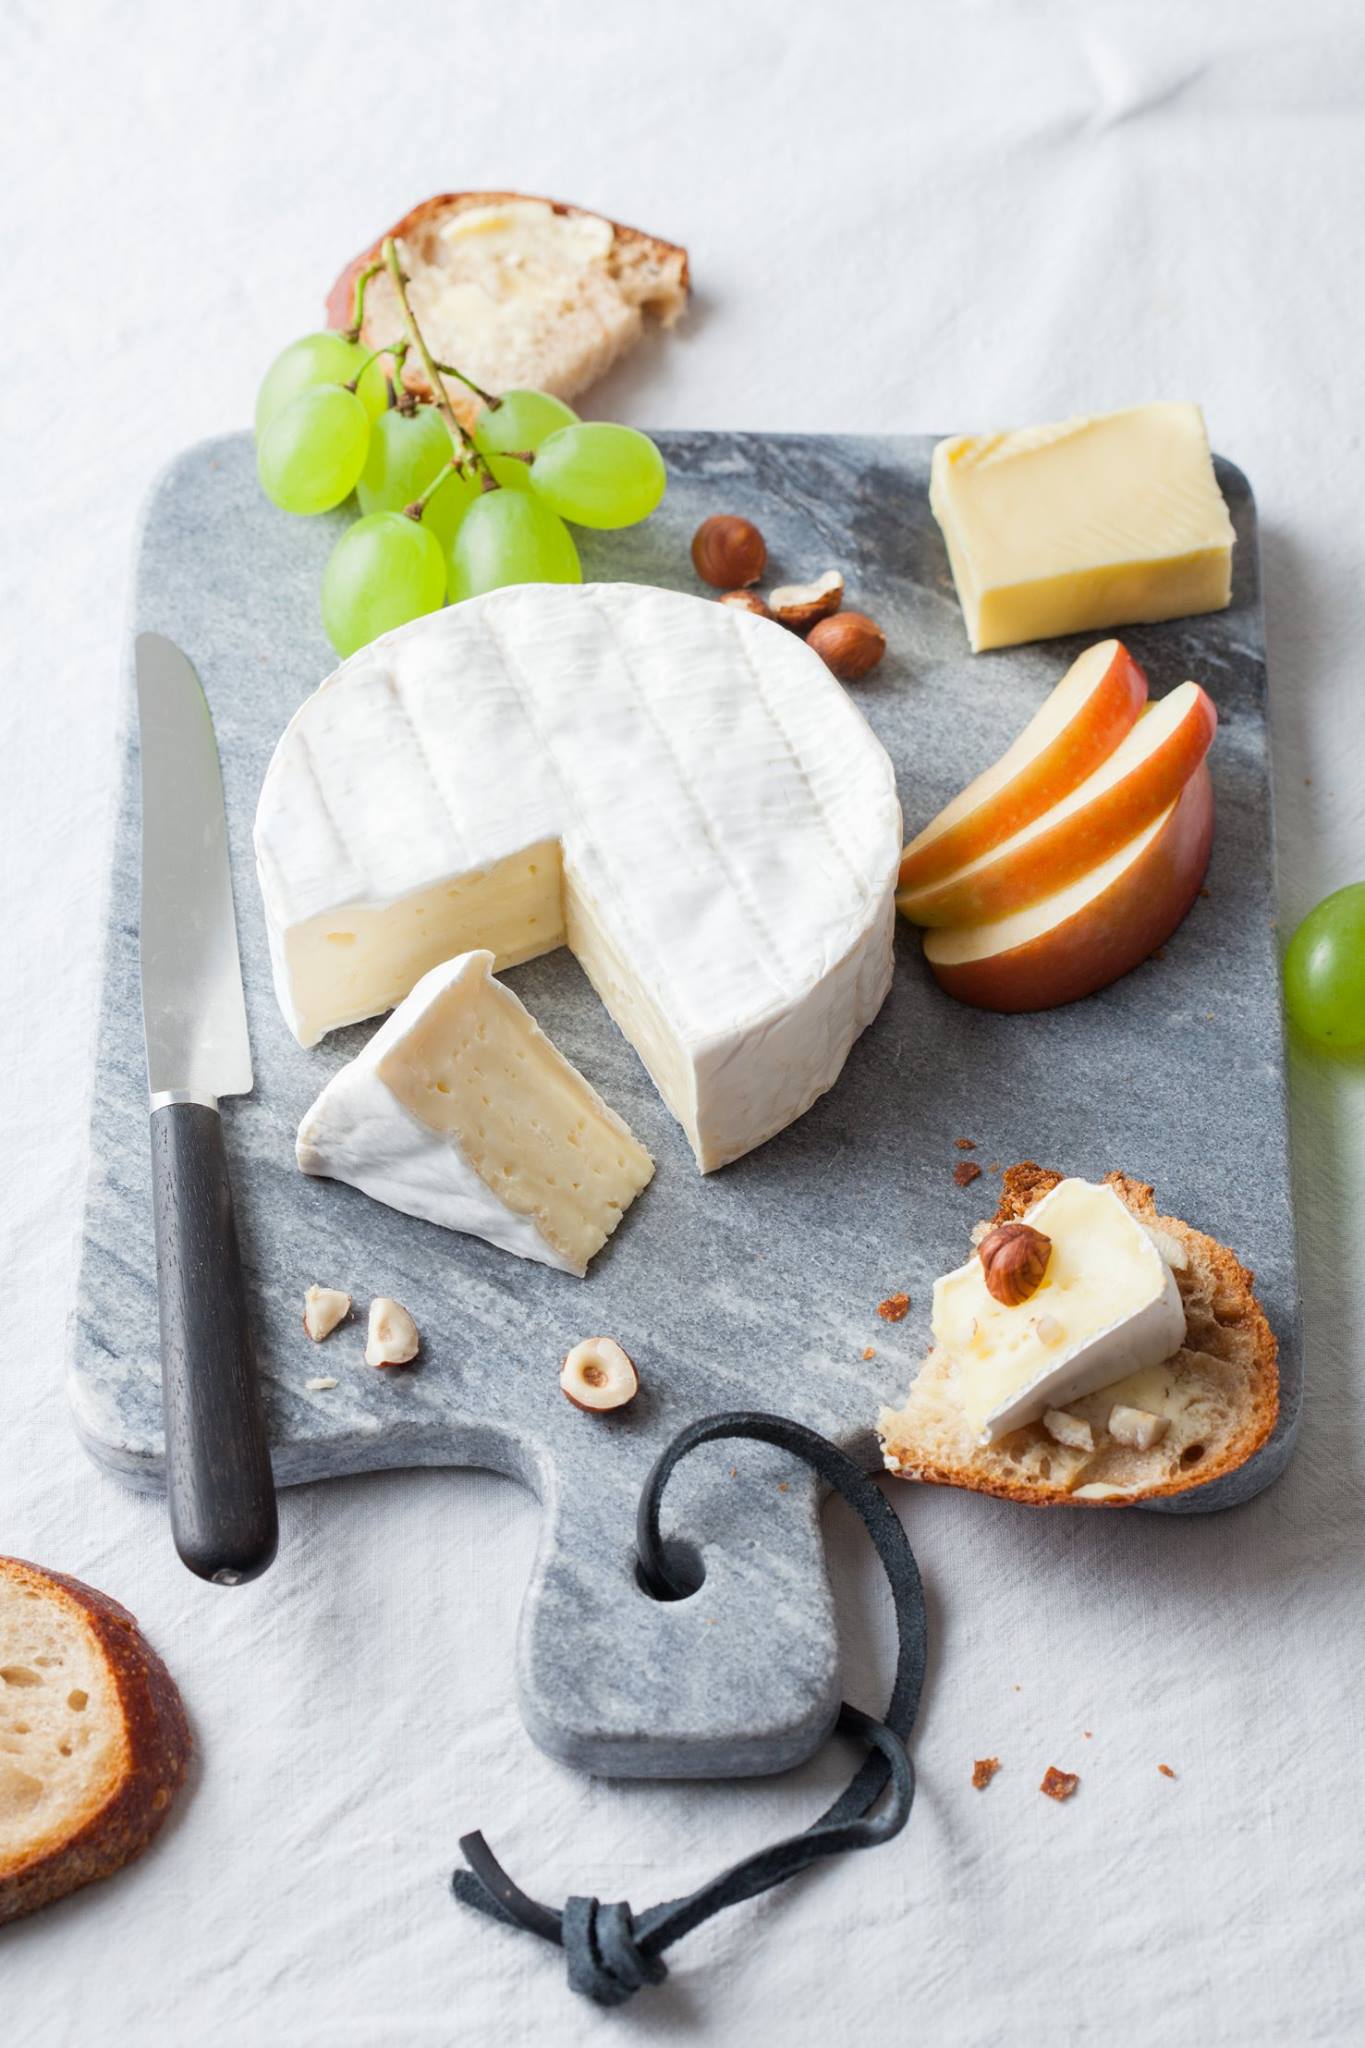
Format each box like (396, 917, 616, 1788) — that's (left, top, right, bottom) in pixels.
(898, 640, 1148, 893)
(922, 763, 1213, 1013)
(898, 680, 1216, 928)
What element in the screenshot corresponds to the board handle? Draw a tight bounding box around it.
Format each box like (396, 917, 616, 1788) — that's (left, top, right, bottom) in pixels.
(150, 1101, 278, 1584)
(514, 1436, 842, 1780)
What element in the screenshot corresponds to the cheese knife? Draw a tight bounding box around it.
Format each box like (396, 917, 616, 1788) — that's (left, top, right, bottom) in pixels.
(136, 631, 278, 1585)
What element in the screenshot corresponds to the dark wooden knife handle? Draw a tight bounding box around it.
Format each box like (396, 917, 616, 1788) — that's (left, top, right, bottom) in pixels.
(150, 1101, 278, 1584)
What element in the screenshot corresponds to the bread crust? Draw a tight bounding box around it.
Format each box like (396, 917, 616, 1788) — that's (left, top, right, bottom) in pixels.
(326, 189, 690, 400)
(0, 1558, 190, 1923)
(881, 1165, 1278, 1508)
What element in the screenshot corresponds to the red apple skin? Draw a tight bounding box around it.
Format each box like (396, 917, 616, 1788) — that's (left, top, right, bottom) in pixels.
(901, 683, 1217, 928)
(924, 763, 1214, 1013)
(897, 641, 1149, 894)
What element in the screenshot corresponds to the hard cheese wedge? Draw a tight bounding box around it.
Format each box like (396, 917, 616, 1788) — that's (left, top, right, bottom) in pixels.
(931, 1177, 1185, 1440)
(296, 951, 654, 1275)
(930, 403, 1235, 652)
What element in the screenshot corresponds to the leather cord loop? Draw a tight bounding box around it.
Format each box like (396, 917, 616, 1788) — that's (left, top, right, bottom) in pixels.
(452, 1409, 928, 2007)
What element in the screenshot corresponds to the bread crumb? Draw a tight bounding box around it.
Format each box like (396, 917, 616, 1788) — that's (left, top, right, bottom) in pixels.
(778, 1481, 789, 1493)
(954, 1137, 976, 1151)
(878, 1292, 911, 1322)
(305, 1377, 338, 1392)
(953, 1161, 982, 1187)
(972, 1757, 1000, 1789)
(1040, 1766, 1079, 1802)
(1158, 1763, 1176, 1779)
(862, 1345, 876, 1360)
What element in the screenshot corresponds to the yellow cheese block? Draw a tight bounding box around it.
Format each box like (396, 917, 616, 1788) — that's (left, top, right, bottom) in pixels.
(930, 403, 1235, 652)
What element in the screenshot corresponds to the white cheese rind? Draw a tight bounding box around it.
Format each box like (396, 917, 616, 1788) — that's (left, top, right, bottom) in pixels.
(256, 584, 902, 1172)
(932, 1178, 1186, 1441)
(296, 951, 654, 1275)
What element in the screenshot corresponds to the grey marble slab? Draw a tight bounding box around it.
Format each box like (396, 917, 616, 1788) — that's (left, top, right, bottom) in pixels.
(70, 430, 1298, 1779)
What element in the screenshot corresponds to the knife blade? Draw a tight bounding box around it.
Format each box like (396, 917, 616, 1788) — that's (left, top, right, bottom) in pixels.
(136, 632, 277, 1585)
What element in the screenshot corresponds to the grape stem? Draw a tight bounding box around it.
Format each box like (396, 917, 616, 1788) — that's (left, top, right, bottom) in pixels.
(433, 361, 502, 412)
(381, 237, 495, 484)
(344, 261, 384, 343)
(403, 460, 466, 524)
(348, 337, 407, 397)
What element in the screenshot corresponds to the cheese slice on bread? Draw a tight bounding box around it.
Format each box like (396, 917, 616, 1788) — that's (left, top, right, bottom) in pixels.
(327, 191, 689, 426)
(0, 1558, 190, 1923)
(878, 1165, 1278, 1506)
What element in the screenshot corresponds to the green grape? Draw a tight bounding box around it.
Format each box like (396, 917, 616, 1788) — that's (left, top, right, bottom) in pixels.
(529, 422, 666, 529)
(357, 405, 457, 515)
(447, 489, 581, 602)
(474, 388, 579, 459)
(254, 332, 386, 434)
(1282, 882, 1365, 1051)
(321, 512, 447, 658)
(257, 386, 370, 514)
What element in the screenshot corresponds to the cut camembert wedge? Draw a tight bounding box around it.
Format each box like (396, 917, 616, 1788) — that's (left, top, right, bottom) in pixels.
(297, 951, 654, 1276)
(255, 585, 902, 1173)
(879, 1166, 1278, 1506)
(327, 192, 688, 427)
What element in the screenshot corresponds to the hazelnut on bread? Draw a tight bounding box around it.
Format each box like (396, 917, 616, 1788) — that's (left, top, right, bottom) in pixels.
(0, 1558, 190, 1924)
(878, 1165, 1278, 1506)
(327, 191, 689, 428)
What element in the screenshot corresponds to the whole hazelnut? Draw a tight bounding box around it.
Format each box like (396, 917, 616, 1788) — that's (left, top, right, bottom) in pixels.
(807, 612, 886, 681)
(691, 514, 767, 589)
(977, 1223, 1053, 1307)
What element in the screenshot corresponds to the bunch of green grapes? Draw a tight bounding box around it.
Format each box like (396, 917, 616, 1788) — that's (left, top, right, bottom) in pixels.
(254, 335, 667, 659)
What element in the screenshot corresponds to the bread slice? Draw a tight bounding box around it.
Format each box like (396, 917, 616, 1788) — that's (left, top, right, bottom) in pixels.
(327, 191, 689, 426)
(0, 1559, 190, 1923)
(878, 1165, 1278, 1506)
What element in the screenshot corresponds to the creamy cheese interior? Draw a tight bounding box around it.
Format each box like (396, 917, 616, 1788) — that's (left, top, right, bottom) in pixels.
(931, 403, 1235, 652)
(376, 952, 653, 1275)
(933, 1178, 1186, 1439)
(284, 840, 566, 1043)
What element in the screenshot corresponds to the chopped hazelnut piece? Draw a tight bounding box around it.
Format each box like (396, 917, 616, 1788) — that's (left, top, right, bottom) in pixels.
(366, 1297, 420, 1367)
(303, 1285, 351, 1342)
(953, 1161, 982, 1187)
(972, 1757, 1001, 1790)
(877, 1292, 910, 1322)
(1158, 1763, 1177, 1779)
(1108, 1404, 1170, 1450)
(954, 1137, 977, 1151)
(1040, 1766, 1080, 1802)
(1043, 1409, 1094, 1453)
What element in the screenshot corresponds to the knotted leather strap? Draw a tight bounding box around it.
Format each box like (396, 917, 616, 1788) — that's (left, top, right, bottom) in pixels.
(452, 1409, 928, 2008)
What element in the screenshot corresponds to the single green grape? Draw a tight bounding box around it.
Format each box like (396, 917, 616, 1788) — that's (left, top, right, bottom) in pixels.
(257, 386, 371, 515)
(1283, 882, 1365, 1051)
(254, 332, 386, 434)
(446, 488, 581, 602)
(474, 388, 579, 459)
(357, 405, 457, 516)
(529, 421, 666, 529)
(321, 512, 447, 658)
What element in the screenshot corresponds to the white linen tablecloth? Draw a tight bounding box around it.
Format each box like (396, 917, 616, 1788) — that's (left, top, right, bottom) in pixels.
(3, 2, 1363, 2040)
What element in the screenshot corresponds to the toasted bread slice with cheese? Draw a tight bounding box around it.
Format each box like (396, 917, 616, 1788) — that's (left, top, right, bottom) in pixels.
(878, 1165, 1278, 1506)
(327, 191, 689, 426)
(0, 1559, 190, 1923)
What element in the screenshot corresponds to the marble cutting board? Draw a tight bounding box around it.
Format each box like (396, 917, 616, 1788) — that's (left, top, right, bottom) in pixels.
(70, 430, 1300, 1779)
